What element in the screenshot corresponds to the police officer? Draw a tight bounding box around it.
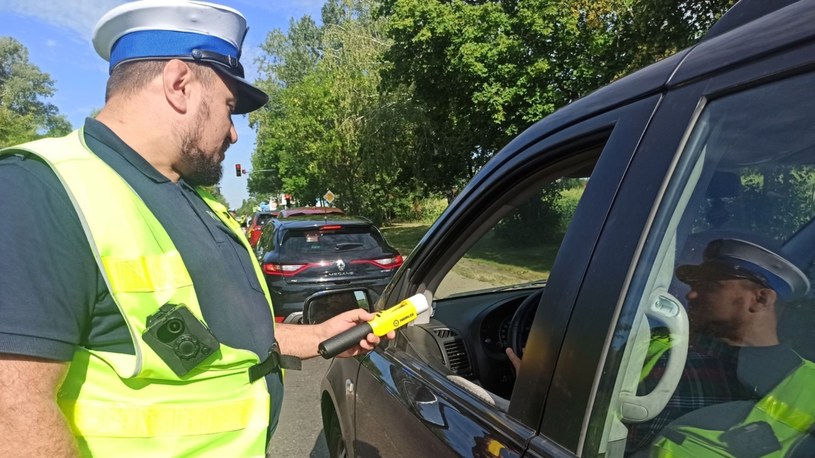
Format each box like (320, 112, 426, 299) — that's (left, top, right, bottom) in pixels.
(0, 2, 391, 456)
(645, 238, 814, 456)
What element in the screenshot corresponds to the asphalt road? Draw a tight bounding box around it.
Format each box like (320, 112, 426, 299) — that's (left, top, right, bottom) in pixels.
(267, 356, 332, 457)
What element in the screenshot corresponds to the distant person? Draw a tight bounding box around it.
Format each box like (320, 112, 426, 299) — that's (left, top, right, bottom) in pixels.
(0, 2, 391, 456)
(627, 238, 813, 456)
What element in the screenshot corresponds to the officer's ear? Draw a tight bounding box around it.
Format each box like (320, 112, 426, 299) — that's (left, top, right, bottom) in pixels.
(750, 286, 777, 313)
(162, 59, 194, 114)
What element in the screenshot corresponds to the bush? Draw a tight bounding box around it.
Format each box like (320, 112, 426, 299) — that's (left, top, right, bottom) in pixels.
(413, 197, 449, 223)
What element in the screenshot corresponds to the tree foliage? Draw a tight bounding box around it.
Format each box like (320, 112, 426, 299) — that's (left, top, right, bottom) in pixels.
(378, 0, 735, 194)
(0, 37, 71, 147)
(251, 0, 425, 224)
(248, 0, 735, 224)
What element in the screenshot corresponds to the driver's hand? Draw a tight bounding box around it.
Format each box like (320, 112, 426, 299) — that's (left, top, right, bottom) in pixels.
(505, 347, 521, 374)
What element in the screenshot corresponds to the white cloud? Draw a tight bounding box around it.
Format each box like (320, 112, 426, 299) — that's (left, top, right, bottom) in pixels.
(0, 0, 127, 38)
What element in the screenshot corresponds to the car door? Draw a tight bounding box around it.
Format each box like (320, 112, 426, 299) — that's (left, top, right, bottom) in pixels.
(544, 7, 815, 457)
(352, 91, 662, 457)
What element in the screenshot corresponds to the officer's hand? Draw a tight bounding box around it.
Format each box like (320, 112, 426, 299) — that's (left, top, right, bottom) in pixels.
(321, 309, 396, 358)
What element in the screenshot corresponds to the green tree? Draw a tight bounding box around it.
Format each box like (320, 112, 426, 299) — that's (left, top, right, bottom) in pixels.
(0, 37, 71, 147)
(248, 0, 735, 224)
(251, 0, 426, 224)
(378, 0, 735, 196)
(370, 0, 735, 230)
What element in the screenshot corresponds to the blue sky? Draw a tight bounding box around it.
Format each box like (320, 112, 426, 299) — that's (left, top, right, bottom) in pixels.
(0, 0, 325, 208)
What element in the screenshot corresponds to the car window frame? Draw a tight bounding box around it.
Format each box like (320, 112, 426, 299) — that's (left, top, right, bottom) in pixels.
(568, 41, 815, 456)
(372, 95, 661, 456)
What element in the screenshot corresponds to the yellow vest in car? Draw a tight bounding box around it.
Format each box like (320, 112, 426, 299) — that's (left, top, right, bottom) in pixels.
(2, 130, 274, 457)
(652, 358, 815, 457)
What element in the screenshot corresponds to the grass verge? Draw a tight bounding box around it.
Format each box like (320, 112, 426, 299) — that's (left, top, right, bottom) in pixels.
(381, 222, 550, 284)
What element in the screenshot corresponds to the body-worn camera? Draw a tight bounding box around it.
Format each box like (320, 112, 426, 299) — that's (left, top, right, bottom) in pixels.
(142, 304, 220, 377)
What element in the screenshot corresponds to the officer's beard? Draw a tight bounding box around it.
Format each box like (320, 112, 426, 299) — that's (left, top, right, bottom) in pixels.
(688, 297, 746, 343)
(179, 99, 230, 187)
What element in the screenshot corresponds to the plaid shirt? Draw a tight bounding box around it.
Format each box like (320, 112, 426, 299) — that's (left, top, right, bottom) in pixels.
(625, 333, 756, 455)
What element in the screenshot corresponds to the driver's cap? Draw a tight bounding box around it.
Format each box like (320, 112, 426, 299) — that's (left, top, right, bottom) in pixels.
(676, 238, 809, 301)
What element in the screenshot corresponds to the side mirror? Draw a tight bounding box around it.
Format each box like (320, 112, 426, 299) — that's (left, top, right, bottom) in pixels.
(303, 288, 373, 324)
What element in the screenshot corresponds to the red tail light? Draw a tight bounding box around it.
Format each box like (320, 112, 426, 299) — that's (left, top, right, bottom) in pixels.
(352, 255, 404, 269)
(262, 262, 309, 277)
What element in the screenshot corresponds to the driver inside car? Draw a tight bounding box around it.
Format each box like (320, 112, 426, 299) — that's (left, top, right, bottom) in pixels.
(626, 238, 814, 456)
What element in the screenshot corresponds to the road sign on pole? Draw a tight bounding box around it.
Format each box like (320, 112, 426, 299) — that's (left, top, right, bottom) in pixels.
(323, 190, 335, 204)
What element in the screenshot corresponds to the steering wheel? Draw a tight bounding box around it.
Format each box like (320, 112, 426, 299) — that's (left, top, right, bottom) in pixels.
(507, 289, 543, 359)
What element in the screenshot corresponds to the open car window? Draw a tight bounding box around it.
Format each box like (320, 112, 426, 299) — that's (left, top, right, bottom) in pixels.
(591, 70, 815, 457)
(436, 176, 589, 300)
(394, 136, 605, 430)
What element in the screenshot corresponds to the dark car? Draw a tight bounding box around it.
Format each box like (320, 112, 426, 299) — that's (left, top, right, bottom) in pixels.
(255, 215, 403, 322)
(311, 2, 815, 457)
(246, 210, 279, 248)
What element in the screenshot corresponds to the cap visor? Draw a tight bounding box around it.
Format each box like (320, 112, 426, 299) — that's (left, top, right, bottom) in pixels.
(675, 262, 758, 284)
(209, 64, 268, 114)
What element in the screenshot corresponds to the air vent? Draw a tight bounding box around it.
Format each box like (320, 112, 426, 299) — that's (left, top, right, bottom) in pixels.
(443, 339, 473, 377)
(434, 329, 455, 339)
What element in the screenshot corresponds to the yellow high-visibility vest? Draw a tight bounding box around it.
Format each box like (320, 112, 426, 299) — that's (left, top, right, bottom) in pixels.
(2, 129, 275, 457)
(652, 358, 815, 457)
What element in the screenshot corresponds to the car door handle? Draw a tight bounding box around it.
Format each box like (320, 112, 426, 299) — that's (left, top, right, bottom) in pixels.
(409, 385, 447, 427)
(393, 370, 447, 427)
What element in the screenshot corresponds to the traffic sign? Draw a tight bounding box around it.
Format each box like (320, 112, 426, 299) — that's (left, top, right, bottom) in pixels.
(323, 190, 335, 204)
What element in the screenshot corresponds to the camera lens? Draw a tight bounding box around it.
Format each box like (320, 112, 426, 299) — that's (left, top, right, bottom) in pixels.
(166, 319, 184, 334)
(156, 318, 186, 342)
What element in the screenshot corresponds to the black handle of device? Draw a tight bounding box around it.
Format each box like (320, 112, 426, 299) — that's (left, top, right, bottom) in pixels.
(318, 323, 373, 359)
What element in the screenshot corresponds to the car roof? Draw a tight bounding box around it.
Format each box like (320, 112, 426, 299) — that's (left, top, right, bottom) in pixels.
(701, 0, 801, 41)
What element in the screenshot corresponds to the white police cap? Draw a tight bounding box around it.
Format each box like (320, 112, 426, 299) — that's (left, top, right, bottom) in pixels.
(92, 0, 268, 114)
(677, 238, 810, 301)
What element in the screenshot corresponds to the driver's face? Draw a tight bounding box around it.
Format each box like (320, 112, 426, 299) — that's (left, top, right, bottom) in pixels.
(684, 278, 757, 337)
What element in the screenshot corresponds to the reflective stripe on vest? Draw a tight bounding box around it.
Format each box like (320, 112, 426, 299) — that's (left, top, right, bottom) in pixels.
(652, 358, 815, 457)
(2, 130, 274, 457)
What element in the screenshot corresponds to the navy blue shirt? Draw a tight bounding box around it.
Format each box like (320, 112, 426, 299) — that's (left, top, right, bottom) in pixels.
(0, 118, 284, 433)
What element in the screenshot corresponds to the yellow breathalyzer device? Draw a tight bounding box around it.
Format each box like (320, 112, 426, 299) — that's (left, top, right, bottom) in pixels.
(318, 294, 429, 359)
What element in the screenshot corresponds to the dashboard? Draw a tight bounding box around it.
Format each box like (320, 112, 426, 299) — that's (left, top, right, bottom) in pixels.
(399, 288, 541, 398)
(479, 298, 524, 352)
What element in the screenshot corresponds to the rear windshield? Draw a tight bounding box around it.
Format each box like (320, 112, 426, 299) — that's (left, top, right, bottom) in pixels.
(280, 226, 386, 255)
